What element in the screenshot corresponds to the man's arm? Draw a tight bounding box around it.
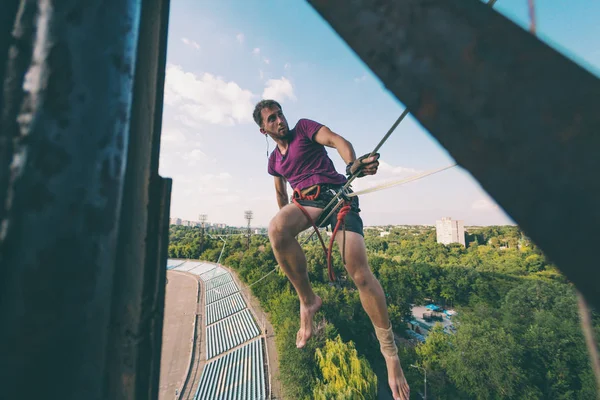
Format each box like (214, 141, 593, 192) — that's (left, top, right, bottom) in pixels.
(312, 126, 356, 165)
(313, 126, 379, 177)
(274, 176, 289, 209)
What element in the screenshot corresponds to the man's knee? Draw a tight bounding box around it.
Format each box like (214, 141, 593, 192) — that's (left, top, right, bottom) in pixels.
(350, 265, 374, 288)
(268, 217, 282, 242)
(268, 214, 292, 248)
(269, 204, 317, 244)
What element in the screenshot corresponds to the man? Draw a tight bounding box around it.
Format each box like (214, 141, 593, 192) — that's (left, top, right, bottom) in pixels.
(253, 99, 410, 400)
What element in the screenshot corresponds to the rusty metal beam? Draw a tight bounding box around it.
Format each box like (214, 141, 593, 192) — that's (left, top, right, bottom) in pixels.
(0, 1, 143, 399)
(103, 0, 172, 397)
(0, 1, 28, 225)
(0, 1, 20, 114)
(307, 0, 600, 308)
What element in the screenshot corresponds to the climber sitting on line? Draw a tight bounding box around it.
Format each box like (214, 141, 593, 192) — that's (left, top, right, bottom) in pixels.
(253, 99, 410, 400)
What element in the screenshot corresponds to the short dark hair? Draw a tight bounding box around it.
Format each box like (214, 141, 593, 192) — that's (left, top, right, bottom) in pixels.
(253, 99, 282, 127)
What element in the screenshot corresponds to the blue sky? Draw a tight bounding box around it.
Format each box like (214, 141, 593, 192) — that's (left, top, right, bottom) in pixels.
(159, 0, 600, 228)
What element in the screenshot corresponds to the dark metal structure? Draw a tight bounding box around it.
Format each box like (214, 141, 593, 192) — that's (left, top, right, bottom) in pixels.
(307, 0, 600, 310)
(245, 210, 253, 250)
(0, 0, 598, 399)
(0, 1, 171, 399)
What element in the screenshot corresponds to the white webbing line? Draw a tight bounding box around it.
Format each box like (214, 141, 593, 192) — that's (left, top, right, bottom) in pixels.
(346, 163, 458, 197)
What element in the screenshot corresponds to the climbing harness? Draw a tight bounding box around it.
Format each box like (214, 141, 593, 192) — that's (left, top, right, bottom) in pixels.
(291, 184, 352, 281)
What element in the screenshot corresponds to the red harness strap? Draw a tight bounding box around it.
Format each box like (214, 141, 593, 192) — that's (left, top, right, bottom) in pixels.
(292, 186, 351, 282)
(328, 203, 351, 279)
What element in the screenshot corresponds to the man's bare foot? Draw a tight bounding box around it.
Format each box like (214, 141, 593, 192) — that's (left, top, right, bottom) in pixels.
(384, 354, 410, 400)
(296, 295, 322, 348)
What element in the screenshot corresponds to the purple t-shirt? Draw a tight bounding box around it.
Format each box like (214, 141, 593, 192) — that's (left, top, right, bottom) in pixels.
(268, 118, 347, 190)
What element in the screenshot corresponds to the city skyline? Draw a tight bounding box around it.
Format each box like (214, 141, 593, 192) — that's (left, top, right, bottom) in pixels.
(169, 215, 506, 229)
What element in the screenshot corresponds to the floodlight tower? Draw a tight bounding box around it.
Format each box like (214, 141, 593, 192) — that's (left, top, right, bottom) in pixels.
(244, 210, 253, 250)
(199, 214, 208, 234)
(199, 214, 208, 253)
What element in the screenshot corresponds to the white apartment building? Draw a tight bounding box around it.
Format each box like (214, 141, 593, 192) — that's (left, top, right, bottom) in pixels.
(436, 217, 465, 246)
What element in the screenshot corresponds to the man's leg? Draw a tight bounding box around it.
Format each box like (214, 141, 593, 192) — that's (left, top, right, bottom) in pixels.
(268, 203, 324, 348)
(335, 231, 410, 400)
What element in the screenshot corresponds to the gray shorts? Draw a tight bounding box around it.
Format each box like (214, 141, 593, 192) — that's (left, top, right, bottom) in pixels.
(294, 184, 364, 237)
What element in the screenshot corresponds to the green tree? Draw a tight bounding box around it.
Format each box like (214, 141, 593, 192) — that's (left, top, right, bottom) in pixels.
(313, 335, 378, 400)
(415, 324, 469, 399)
(524, 254, 544, 272)
(502, 281, 597, 398)
(416, 324, 449, 371)
(443, 320, 525, 399)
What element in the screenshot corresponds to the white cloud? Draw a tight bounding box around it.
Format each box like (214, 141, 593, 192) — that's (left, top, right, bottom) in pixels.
(236, 33, 245, 44)
(171, 170, 238, 205)
(168, 168, 241, 219)
(354, 74, 367, 83)
(377, 160, 419, 176)
(172, 174, 194, 185)
(284, 63, 291, 70)
(472, 198, 500, 211)
(263, 58, 270, 64)
(181, 148, 206, 166)
(164, 64, 255, 127)
(259, 70, 264, 80)
(161, 128, 186, 144)
(223, 195, 241, 203)
(262, 77, 296, 102)
(194, 171, 232, 183)
(252, 48, 261, 55)
(181, 37, 200, 50)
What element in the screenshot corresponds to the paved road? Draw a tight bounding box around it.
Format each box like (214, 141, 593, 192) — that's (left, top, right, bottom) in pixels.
(158, 271, 199, 400)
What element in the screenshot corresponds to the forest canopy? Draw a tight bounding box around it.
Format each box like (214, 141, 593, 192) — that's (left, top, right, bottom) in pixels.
(169, 224, 599, 399)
